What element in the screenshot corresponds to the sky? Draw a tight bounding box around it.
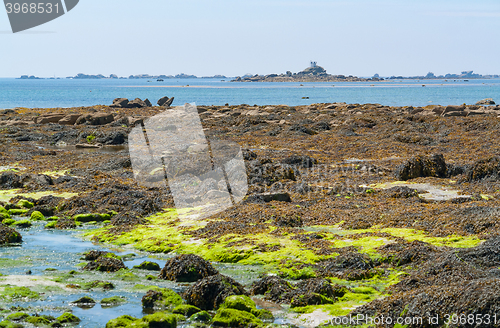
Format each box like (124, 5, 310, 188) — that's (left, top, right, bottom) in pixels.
(1, 0, 500, 78)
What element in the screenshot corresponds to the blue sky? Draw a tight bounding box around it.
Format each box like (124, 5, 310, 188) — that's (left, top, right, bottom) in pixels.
(1, 0, 499, 77)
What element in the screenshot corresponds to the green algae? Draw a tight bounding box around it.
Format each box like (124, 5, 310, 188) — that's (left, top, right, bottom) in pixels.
(0, 212, 10, 220)
(0, 258, 32, 268)
(16, 200, 33, 209)
(101, 296, 127, 307)
(212, 308, 263, 327)
(25, 316, 51, 326)
(172, 304, 201, 317)
(30, 211, 45, 221)
(190, 310, 211, 322)
(12, 220, 31, 228)
(44, 221, 57, 229)
(7, 209, 28, 216)
(73, 213, 112, 223)
(57, 313, 80, 324)
(220, 295, 256, 313)
(141, 312, 177, 328)
(105, 315, 139, 328)
(0, 321, 23, 328)
(0, 286, 40, 301)
(1, 219, 15, 226)
(0, 190, 78, 203)
(133, 261, 160, 271)
(5, 313, 29, 322)
(115, 269, 141, 282)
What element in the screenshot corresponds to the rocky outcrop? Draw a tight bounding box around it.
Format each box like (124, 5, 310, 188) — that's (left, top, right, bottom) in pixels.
(159, 254, 219, 282)
(476, 98, 495, 105)
(184, 274, 248, 310)
(76, 113, 114, 125)
(110, 98, 129, 108)
(58, 114, 82, 125)
(395, 154, 447, 181)
(0, 225, 22, 244)
(158, 96, 175, 107)
(34, 114, 66, 124)
(126, 98, 147, 108)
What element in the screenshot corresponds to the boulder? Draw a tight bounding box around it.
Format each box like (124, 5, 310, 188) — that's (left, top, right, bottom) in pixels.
(110, 98, 129, 108)
(89, 113, 114, 125)
(165, 97, 175, 107)
(244, 193, 292, 203)
(144, 98, 152, 107)
(395, 154, 447, 181)
(157, 96, 170, 106)
(58, 114, 82, 125)
(476, 98, 495, 105)
(34, 114, 66, 124)
(83, 257, 126, 272)
(184, 274, 248, 310)
(126, 98, 147, 108)
(159, 254, 219, 282)
(0, 225, 22, 244)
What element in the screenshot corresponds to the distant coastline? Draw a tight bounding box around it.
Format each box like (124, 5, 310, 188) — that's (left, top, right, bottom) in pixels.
(15, 67, 500, 81)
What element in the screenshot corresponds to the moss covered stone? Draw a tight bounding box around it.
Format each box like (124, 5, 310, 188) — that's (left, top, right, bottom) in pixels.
(105, 315, 140, 328)
(57, 313, 80, 324)
(12, 220, 31, 228)
(17, 200, 34, 209)
(0, 286, 40, 300)
(212, 308, 262, 327)
(101, 296, 127, 307)
(7, 209, 28, 216)
(133, 261, 161, 271)
(44, 221, 57, 229)
(1, 218, 15, 226)
(5, 312, 29, 321)
(0, 212, 10, 220)
(173, 304, 201, 317)
(189, 310, 212, 323)
(141, 312, 177, 328)
(220, 295, 256, 313)
(30, 211, 45, 221)
(73, 213, 112, 223)
(25, 316, 51, 325)
(0, 321, 23, 328)
(141, 287, 183, 310)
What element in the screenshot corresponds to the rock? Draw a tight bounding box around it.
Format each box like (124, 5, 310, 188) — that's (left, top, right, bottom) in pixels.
(384, 186, 418, 198)
(442, 105, 465, 115)
(395, 154, 447, 181)
(244, 192, 292, 203)
(95, 131, 126, 145)
(190, 311, 212, 322)
(0, 225, 22, 244)
(184, 274, 248, 310)
(173, 304, 201, 317)
(83, 256, 126, 272)
(70, 296, 96, 308)
(54, 218, 77, 229)
(88, 113, 114, 125)
(100, 296, 127, 307)
(141, 288, 183, 310)
(57, 313, 80, 324)
(58, 114, 82, 125)
(466, 156, 500, 181)
(34, 114, 66, 124)
(157, 96, 170, 106)
(84, 250, 111, 261)
(144, 98, 152, 107)
(250, 276, 293, 302)
(476, 98, 495, 105)
(281, 155, 317, 168)
(159, 254, 219, 282)
(110, 98, 129, 108)
(165, 97, 175, 107)
(126, 98, 147, 108)
(316, 252, 374, 280)
(133, 261, 161, 271)
(212, 308, 262, 327)
(141, 312, 177, 328)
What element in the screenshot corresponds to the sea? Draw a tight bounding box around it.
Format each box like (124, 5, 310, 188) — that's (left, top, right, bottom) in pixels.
(0, 77, 499, 109)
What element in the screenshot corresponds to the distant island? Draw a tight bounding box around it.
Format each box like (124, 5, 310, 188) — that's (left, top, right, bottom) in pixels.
(17, 67, 499, 81)
(232, 62, 376, 82)
(63, 73, 228, 80)
(387, 71, 500, 80)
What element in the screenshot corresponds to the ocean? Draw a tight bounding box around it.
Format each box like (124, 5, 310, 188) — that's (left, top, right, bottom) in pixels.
(0, 77, 499, 109)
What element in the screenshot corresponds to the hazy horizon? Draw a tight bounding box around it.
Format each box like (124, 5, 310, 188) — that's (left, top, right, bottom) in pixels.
(1, 0, 500, 78)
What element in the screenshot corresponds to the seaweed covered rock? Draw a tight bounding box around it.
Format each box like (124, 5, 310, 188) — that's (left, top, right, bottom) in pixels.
(184, 274, 248, 310)
(141, 288, 183, 310)
(57, 313, 80, 324)
(212, 308, 262, 327)
(0, 225, 22, 244)
(141, 312, 177, 328)
(70, 296, 96, 308)
(466, 156, 500, 181)
(395, 154, 447, 181)
(54, 218, 77, 229)
(134, 261, 161, 271)
(173, 304, 201, 317)
(159, 254, 219, 282)
(315, 252, 375, 280)
(83, 256, 126, 273)
(250, 275, 293, 302)
(30, 211, 45, 221)
(281, 155, 318, 168)
(378, 240, 443, 266)
(83, 250, 110, 261)
(105, 315, 138, 328)
(101, 296, 127, 307)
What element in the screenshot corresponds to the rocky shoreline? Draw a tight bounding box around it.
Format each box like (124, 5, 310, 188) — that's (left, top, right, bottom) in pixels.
(1, 100, 500, 327)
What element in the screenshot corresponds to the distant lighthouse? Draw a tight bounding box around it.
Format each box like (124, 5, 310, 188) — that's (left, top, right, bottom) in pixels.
(310, 61, 317, 68)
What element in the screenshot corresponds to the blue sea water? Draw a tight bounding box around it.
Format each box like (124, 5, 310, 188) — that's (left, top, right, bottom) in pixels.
(0, 77, 499, 108)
